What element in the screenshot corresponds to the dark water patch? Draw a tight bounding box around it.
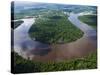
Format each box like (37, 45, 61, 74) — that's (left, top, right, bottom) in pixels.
(29, 48, 51, 56)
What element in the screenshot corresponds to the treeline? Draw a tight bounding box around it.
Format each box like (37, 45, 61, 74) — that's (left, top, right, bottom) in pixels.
(13, 52, 97, 74)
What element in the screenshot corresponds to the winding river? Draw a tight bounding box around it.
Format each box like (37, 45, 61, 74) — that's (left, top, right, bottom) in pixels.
(13, 13, 97, 62)
(14, 18, 51, 59)
(68, 13, 97, 41)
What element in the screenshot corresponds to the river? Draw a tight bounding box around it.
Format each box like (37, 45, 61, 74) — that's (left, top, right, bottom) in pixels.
(68, 13, 97, 41)
(13, 13, 97, 62)
(14, 18, 50, 59)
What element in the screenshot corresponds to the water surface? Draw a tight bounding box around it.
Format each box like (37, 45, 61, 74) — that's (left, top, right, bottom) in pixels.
(14, 18, 50, 59)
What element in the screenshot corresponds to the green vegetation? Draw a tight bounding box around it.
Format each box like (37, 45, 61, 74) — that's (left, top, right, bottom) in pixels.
(29, 11, 83, 44)
(11, 20, 23, 29)
(79, 15, 97, 29)
(14, 8, 49, 20)
(13, 52, 97, 74)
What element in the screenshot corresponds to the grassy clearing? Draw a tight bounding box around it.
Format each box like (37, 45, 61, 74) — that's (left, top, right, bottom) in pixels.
(29, 11, 83, 44)
(12, 52, 97, 74)
(11, 20, 23, 29)
(78, 15, 97, 29)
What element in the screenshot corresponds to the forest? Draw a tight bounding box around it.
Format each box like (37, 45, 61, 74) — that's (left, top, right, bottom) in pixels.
(12, 51, 97, 74)
(29, 10, 83, 44)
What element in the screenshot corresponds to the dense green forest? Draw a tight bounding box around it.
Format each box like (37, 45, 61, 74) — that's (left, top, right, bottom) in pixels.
(11, 20, 23, 29)
(13, 52, 97, 74)
(29, 11, 83, 44)
(78, 15, 97, 29)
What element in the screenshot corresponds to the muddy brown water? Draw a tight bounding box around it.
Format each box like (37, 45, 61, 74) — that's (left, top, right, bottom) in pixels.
(13, 14, 97, 62)
(26, 34, 96, 62)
